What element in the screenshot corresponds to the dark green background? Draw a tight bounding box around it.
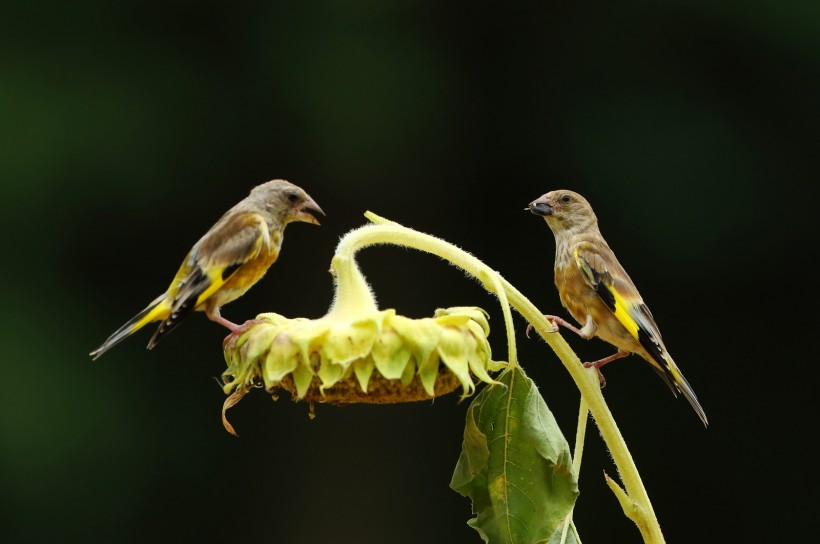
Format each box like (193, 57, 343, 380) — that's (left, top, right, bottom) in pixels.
(2, 1, 816, 542)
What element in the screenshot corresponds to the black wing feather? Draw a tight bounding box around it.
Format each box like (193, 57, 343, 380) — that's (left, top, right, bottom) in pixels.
(147, 267, 211, 349)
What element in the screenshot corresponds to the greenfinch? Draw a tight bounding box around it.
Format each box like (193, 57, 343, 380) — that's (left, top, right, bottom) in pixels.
(527, 189, 707, 426)
(90, 179, 324, 360)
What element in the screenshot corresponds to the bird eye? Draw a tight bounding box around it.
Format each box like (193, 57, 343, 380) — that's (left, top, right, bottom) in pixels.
(561, 194, 571, 203)
(286, 191, 299, 203)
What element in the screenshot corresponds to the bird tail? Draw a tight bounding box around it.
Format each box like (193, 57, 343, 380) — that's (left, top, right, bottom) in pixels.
(146, 294, 199, 349)
(656, 353, 708, 427)
(89, 294, 170, 360)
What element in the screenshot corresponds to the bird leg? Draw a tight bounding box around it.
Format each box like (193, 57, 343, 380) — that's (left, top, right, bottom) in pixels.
(526, 314, 591, 338)
(206, 308, 264, 349)
(211, 314, 241, 331)
(527, 313, 626, 388)
(583, 350, 630, 388)
(584, 349, 630, 370)
(221, 319, 267, 350)
(549, 315, 592, 337)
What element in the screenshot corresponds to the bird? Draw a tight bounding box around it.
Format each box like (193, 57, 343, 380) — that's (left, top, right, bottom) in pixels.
(90, 179, 324, 360)
(526, 189, 707, 426)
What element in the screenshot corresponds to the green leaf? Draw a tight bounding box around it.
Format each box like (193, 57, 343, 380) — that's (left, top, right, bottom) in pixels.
(546, 522, 580, 544)
(451, 366, 579, 544)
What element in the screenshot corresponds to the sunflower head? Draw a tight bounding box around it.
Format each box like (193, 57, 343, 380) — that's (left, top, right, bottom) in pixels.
(221, 306, 505, 409)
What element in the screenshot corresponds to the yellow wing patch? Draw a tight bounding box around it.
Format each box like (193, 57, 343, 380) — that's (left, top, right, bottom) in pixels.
(192, 219, 269, 309)
(573, 246, 640, 341)
(609, 288, 640, 340)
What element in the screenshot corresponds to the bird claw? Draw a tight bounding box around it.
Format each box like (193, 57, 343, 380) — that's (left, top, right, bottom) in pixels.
(582, 361, 607, 389)
(525, 316, 560, 338)
(222, 318, 265, 350)
(544, 315, 562, 333)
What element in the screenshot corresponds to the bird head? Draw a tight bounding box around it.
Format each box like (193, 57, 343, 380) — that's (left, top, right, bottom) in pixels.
(285, 189, 325, 226)
(526, 189, 597, 232)
(255, 179, 325, 226)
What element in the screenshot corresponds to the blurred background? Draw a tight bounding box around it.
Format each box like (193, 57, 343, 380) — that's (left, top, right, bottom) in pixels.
(2, 0, 817, 542)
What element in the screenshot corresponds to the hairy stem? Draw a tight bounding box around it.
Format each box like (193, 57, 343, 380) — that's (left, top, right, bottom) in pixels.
(348, 212, 664, 544)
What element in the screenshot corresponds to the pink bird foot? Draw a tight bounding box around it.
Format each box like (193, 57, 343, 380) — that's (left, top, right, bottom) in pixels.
(222, 318, 265, 350)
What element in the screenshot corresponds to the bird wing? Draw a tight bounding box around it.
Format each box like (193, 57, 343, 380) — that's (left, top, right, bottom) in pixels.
(573, 243, 707, 424)
(572, 243, 676, 388)
(184, 211, 271, 305)
(148, 212, 270, 345)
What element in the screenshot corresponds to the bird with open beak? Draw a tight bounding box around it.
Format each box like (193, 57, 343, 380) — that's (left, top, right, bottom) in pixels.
(91, 179, 324, 359)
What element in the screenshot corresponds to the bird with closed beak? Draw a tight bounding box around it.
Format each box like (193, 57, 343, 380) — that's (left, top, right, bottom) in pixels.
(527, 189, 707, 427)
(90, 179, 324, 360)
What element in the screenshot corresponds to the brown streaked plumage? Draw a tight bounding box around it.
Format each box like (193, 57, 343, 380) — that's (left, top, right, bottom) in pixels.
(527, 189, 707, 426)
(90, 179, 324, 360)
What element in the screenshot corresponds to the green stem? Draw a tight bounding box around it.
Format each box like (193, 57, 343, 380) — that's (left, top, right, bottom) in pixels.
(559, 398, 590, 544)
(336, 216, 519, 367)
(572, 397, 589, 477)
(325, 233, 379, 321)
(346, 212, 664, 544)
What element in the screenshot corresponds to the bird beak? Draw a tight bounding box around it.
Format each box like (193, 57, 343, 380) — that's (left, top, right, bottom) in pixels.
(527, 196, 553, 217)
(295, 196, 325, 225)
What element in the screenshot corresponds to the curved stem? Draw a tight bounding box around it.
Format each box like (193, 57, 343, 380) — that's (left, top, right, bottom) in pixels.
(481, 266, 518, 368)
(347, 212, 664, 543)
(326, 230, 379, 321)
(338, 216, 519, 368)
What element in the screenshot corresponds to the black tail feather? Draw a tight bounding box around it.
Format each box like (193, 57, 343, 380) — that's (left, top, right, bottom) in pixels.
(90, 294, 166, 360)
(147, 293, 199, 349)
